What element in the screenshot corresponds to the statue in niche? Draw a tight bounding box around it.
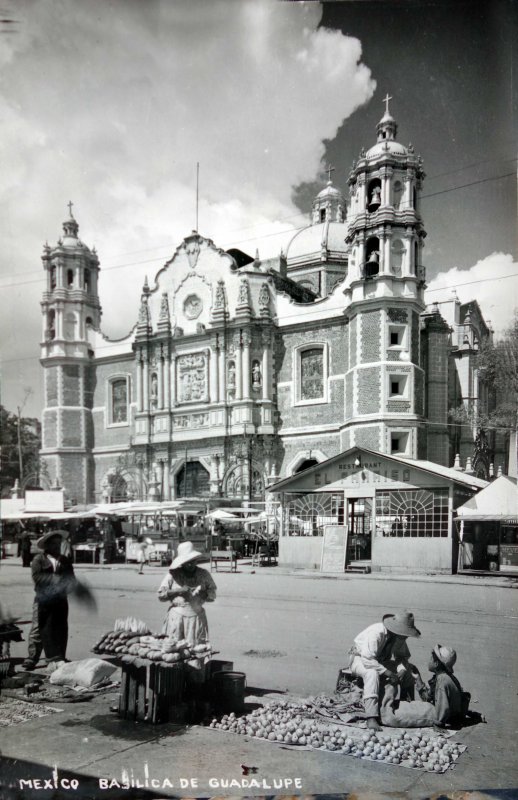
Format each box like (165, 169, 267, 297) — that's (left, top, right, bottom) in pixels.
(227, 361, 236, 398)
(252, 360, 262, 390)
(151, 373, 158, 398)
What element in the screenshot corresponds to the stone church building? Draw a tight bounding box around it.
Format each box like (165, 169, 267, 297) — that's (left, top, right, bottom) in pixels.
(39, 101, 500, 505)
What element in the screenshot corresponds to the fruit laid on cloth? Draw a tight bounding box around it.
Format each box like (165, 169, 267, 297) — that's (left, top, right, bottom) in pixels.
(206, 698, 466, 772)
(114, 617, 151, 634)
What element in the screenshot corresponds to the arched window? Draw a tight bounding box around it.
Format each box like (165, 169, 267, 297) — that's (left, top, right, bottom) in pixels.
(111, 378, 128, 424)
(294, 458, 319, 474)
(67, 269, 74, 288)
(413, 241, 419, 274)
(365, 237, 380, 277)
(367, 178, 382, 212)
(50, 266, 57, 290)
(299, 347, 325, 401)
(84, 269, 90, 292)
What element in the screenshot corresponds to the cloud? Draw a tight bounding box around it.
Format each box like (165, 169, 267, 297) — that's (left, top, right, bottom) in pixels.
(1, 0, 376, 417)
(425, 252, 518, 337)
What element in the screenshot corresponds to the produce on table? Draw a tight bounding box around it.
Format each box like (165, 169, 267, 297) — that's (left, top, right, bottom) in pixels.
(207, 699, 464, 772)
(93, 625, 212, 664)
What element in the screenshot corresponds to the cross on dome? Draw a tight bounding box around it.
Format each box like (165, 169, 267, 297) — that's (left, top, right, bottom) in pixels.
(325, 164, 335, 183)
(67, 200, 74, 218)
(383, 93, 392, 115)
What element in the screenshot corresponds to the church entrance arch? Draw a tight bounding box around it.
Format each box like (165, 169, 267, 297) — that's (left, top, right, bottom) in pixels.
(294, 458, 319, 474)
(176, 461, 210, 498)
(102, 467, 146, 503)
(223, 463, 264, 501)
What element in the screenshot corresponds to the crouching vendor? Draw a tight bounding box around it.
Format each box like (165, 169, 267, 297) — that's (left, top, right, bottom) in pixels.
(157, 541, 217, 648)
(413, 644, 467, 727)
(348, 610, 421, 730)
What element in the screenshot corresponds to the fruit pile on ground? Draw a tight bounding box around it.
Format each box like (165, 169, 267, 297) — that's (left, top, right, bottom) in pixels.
(207, 699, 465, 772)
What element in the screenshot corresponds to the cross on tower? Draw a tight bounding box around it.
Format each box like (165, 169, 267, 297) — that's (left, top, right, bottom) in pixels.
(67, 200, 74, 218)
(325, 164, 335, 183)
(383, 93, 392, 115)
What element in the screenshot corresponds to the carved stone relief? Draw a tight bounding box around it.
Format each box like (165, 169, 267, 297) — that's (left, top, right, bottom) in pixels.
(177, 352, 208, 403)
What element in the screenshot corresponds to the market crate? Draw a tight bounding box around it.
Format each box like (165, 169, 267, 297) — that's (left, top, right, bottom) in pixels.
(118, 656, 186, 724)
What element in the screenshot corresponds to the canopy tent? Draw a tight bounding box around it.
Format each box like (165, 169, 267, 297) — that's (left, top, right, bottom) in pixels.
(456, 475, 518, 522)
(205, 509, 238, 521)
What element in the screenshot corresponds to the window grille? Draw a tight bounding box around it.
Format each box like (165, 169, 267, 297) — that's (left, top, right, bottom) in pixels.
(375, 489, 449, 538)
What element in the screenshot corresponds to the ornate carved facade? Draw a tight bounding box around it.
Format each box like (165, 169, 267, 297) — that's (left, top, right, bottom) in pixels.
(39, 102, 501, 503)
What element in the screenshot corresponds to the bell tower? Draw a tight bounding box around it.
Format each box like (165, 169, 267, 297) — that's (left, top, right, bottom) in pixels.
(39, 205, 101, 502)
(342, 96, 428, 459)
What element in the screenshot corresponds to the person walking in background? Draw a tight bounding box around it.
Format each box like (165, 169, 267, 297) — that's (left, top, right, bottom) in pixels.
(19, 525, 33, 568)
(137, 538, 152, 574)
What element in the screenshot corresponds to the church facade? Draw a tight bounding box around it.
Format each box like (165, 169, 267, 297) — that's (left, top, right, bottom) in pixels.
(38, 102, 501, 505)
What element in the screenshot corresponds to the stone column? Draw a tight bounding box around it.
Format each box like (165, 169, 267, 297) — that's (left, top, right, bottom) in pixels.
(158, 353, 164, 410)
(404, 174, 413, 209)
(164, 354, 170, 409)
(56, 304, 64, 339)
(210, 344, 219, 402)
(383, 234, 391, 275)
(143, 353, 149, 412)
(357, 234, 366, 279)
(262, 332, 270, 401)
(170, 356, 177, 407)
(236, 340, 243, 401)
(242, 332, 251, 400)
(163, 461, 171, 500)
(403, 234, 412, 277)
(136, 355, 143, 412)
(156, 460, 164, 500)
(219, 345, 226, 402)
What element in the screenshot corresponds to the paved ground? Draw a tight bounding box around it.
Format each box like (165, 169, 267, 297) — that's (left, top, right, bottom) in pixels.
(1, 560, 518, 799)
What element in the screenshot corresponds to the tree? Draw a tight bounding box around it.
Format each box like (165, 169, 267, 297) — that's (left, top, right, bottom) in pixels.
(449, 313, 518, 468)
(0, 405, 42, 497)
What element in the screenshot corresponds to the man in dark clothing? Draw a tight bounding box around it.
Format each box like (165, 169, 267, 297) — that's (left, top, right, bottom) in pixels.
(19, 527, 33, 568)
(30, 530, 95, 670)
(414, 644, 465, 727)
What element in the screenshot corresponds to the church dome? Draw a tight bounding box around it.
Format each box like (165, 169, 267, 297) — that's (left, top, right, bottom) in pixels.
(286, 221, 348, 266)
(366, 139, 408, 160)
(316, 181, 344, 201)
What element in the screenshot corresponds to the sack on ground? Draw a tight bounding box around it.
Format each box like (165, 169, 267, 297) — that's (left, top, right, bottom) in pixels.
(381, 700, 438, 728)
(49, 658, 117, 688)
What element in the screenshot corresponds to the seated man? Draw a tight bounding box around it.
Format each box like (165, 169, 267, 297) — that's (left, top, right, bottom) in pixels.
(413, 644, 466, 727)
(348, 610, 421, 730)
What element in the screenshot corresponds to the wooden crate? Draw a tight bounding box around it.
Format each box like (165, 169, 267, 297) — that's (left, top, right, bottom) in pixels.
(118, 656, 186, 723)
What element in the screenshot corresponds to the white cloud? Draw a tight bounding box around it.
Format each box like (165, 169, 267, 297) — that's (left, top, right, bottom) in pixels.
(425, 252, 518, 337)
(0, 0, 376, 414)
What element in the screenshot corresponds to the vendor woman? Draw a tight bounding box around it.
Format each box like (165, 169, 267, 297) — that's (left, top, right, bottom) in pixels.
(157, 541, 217, 647)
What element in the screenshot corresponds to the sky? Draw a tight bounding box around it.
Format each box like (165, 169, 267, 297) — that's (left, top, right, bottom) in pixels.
(0, 0, 516, 418)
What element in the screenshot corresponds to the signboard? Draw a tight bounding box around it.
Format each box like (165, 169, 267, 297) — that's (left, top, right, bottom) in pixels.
(24, 490, 64, 513)
(320, 525, 347, 572)
(499, 544, 518, 572)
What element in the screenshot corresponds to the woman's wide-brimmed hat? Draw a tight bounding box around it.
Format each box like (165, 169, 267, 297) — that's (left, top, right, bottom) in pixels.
(383, 610, 421, 638)
(36, 530, 67, 551)
(434, 643, 457, 670)
(170, 541, 203, 570)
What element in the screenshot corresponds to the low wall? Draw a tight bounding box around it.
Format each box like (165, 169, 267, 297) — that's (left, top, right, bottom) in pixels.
(279, 536, 323, 570)
(372, 537, 453, 573)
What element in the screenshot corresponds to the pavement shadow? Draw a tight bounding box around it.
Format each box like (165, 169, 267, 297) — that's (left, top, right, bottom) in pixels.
(0, 756, 181, 800)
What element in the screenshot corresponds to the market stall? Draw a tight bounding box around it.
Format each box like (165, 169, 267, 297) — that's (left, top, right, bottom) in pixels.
(456, 475, 518, 573)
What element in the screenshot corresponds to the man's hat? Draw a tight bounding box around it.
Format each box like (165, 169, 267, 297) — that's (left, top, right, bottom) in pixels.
(170, 541, 202, 570)
(36, 530, 67, 551)
(383, 610, 421, 638)
(434, 644, 457, 670)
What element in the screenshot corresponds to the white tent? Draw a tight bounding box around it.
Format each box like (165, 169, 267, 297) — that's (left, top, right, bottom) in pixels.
(456, 475, 518, 522)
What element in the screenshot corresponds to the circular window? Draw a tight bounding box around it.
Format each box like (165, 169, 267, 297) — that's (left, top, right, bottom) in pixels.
(183, 294, 203, 320)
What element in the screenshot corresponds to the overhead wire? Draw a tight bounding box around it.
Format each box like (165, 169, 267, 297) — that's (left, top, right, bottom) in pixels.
(0, 162, 516, 291)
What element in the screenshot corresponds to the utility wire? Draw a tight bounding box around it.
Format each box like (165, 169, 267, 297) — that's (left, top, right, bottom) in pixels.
(0, 167, 516, 290)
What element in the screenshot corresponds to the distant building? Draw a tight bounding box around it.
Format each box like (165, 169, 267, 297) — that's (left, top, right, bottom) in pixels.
(38, 100, 504, 505)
